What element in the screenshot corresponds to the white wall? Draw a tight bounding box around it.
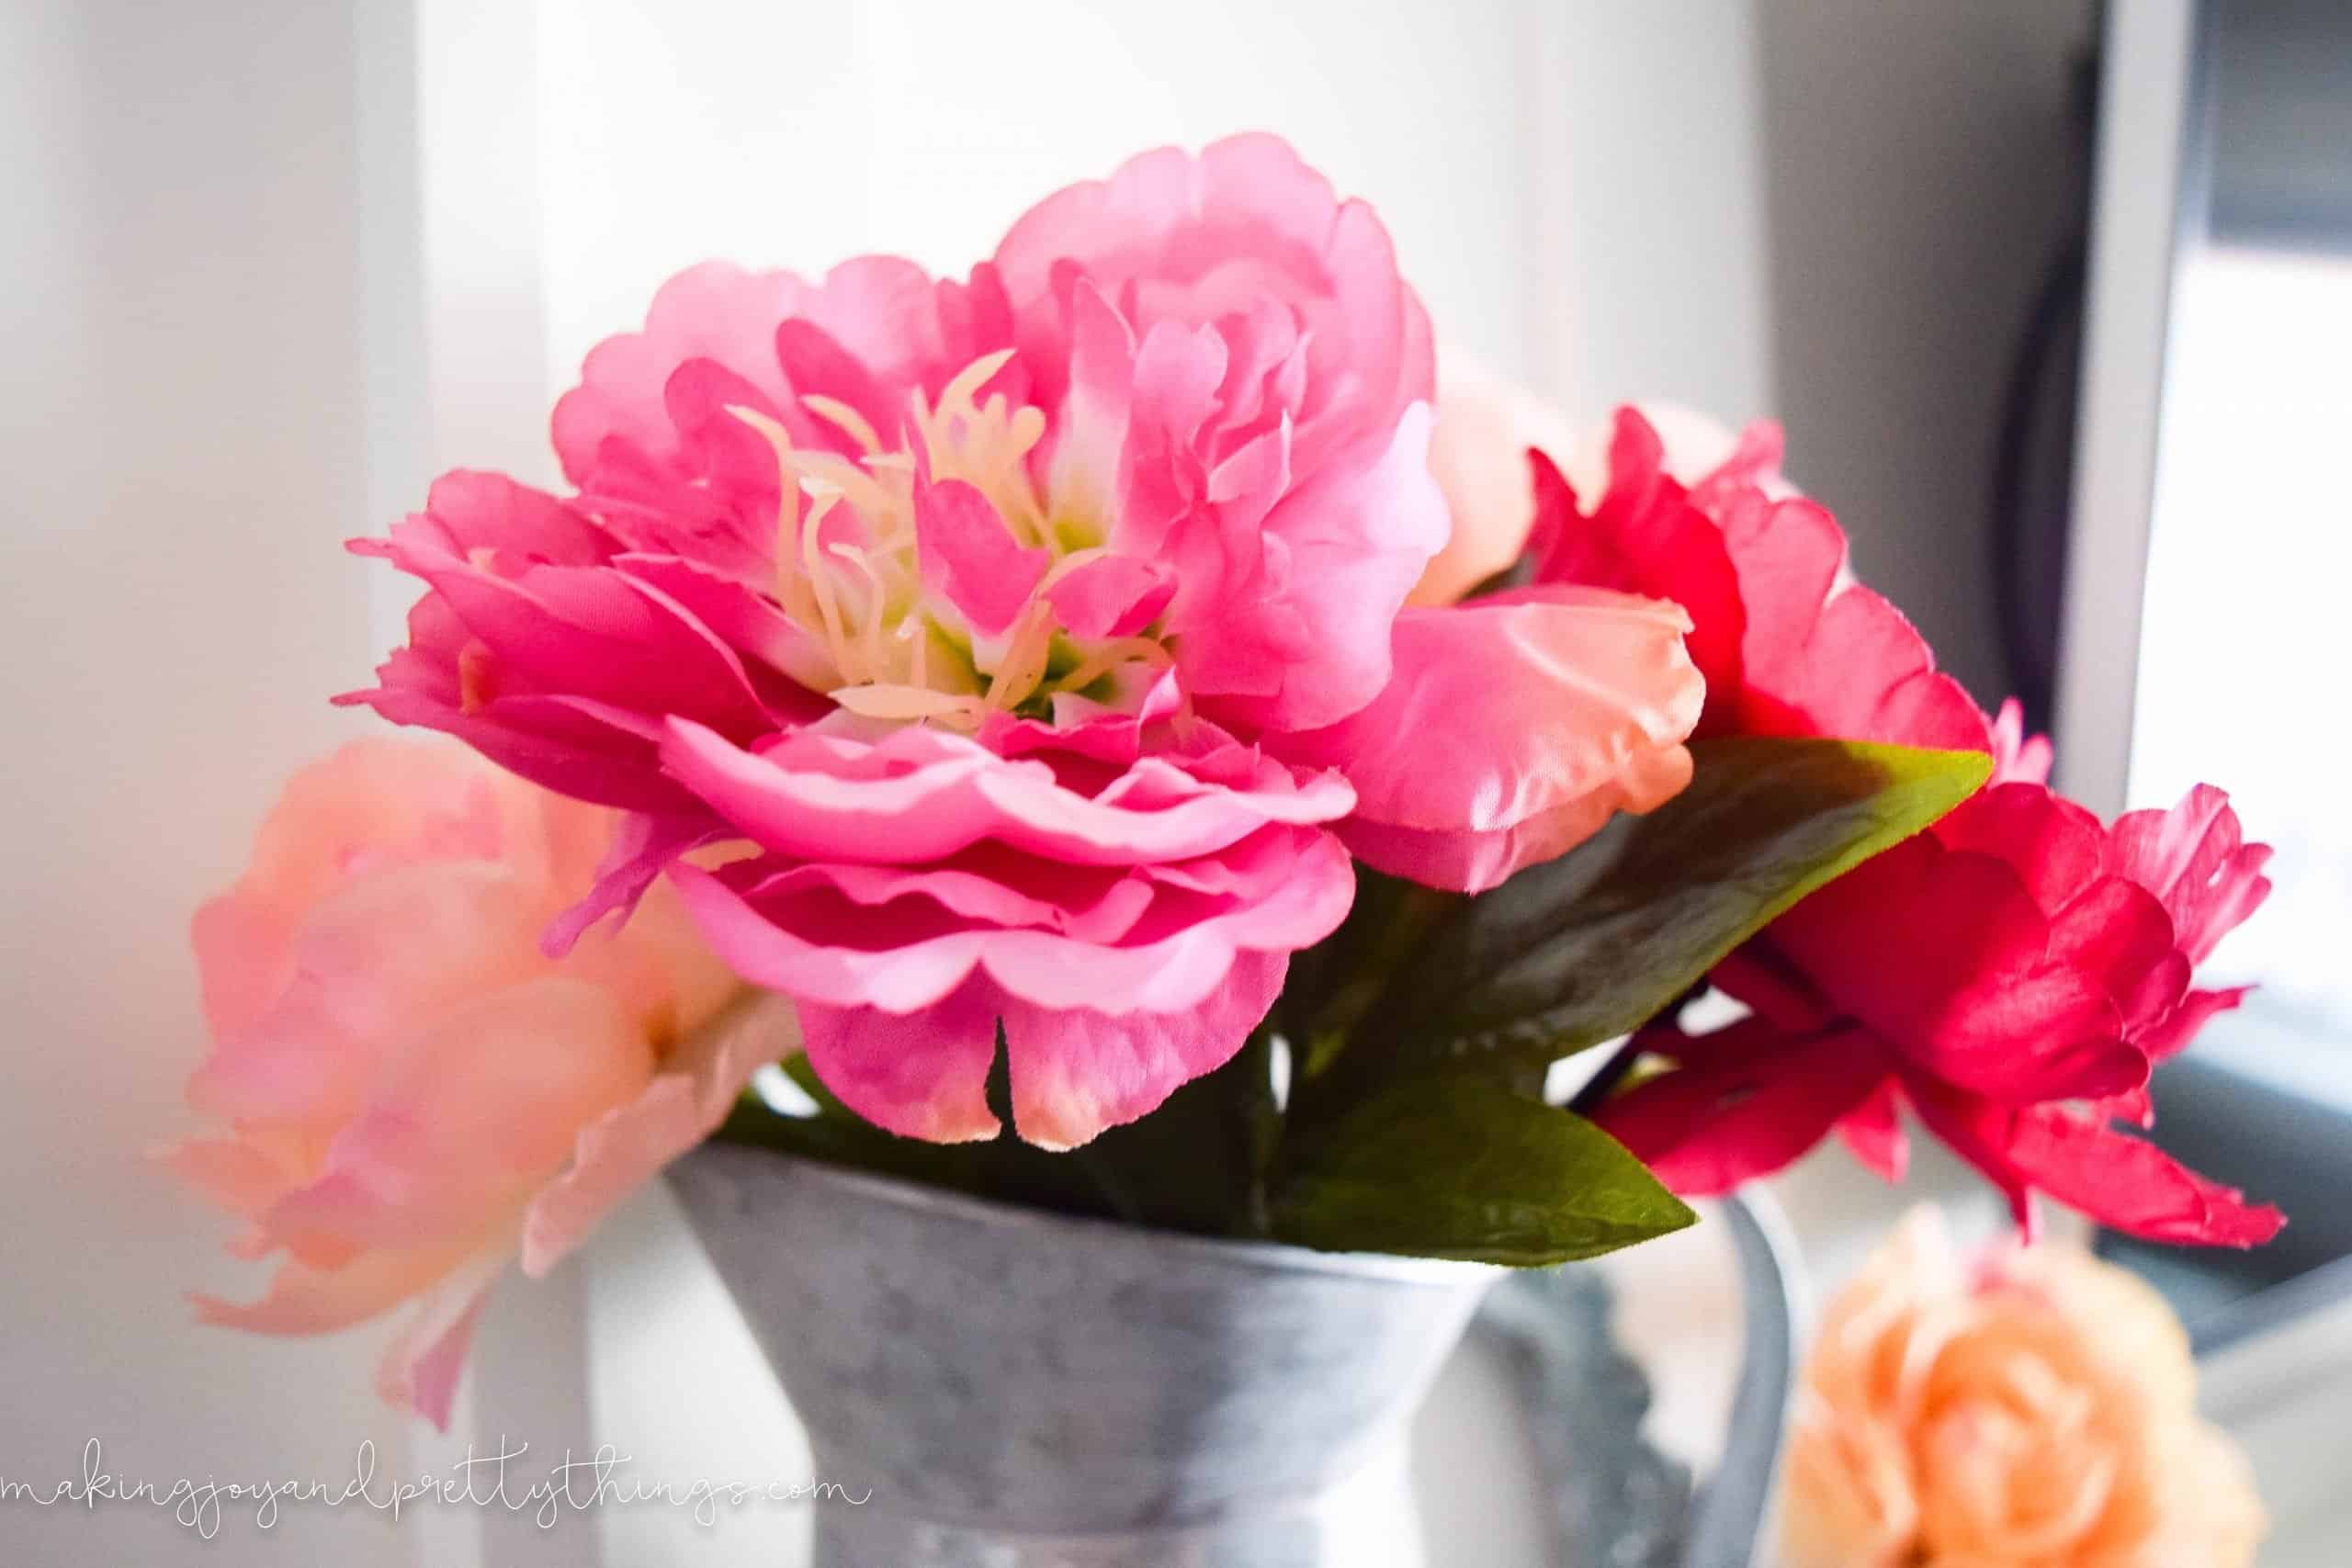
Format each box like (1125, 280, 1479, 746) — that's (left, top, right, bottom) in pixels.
(0, 3, 432, 1564)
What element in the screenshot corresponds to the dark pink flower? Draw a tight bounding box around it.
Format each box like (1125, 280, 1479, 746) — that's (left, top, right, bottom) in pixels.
(1494, 405, 2278, 1245)
(1601, 783, 2280, 1247)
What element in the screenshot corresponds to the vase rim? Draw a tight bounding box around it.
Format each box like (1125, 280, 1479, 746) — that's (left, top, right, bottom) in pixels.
(708, 1145, 1500, 1288)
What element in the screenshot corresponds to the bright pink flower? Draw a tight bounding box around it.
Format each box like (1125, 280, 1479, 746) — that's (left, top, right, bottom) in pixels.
(1600, 783, 2280, 1246)
(346, 137, 1702, 1146)
(1521, 410, 2280, 1245)
(162, 741, 772, 1427)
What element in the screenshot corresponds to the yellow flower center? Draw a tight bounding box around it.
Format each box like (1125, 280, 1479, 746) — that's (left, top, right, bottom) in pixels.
(728, 351, 1168, 730)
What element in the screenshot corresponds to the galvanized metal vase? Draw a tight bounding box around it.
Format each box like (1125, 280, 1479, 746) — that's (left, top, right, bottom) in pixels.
(667, 1143, 1497, 1568)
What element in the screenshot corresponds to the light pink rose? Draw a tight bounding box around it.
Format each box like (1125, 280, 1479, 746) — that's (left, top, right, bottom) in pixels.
(162, 740, 782, 1427)
(345, 136, 1703, 1147)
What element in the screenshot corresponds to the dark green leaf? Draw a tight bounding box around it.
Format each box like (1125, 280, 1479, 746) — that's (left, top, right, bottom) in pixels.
(1314, 737, 1989, 1097)
(1272, 1074, 1695, 1265)
(1275, 867, 1454, 1076)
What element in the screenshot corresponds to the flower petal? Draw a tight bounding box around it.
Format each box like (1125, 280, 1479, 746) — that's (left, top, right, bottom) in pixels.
(259, 978, 657, 1256)
(1770, 840, 2148, 1105)
(521, 991, 801, 1276)
(666, 824, 1352, 1018)
(2109, 784, 2273, 965)
(1596, 1019, 1887, 1195)
(1005, 948, 1289, 1149)
(1272, 587, 1701, 891)
(796, 980, 1002, 1144)
(914, 476, 1048, 637)
(659, 717, 1351, 869)
(373, 1257, 502, 1432)
(1908, 1084, 2284, 1247)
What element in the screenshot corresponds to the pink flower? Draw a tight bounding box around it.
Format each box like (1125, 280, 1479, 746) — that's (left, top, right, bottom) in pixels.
(345, 137, 1703, 1146)
(1509, 408, 2280, 1244)
(161, 741, 774, 1427)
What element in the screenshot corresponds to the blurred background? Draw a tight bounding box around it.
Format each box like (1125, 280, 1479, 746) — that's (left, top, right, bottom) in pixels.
(4, 1, 2344, 1562)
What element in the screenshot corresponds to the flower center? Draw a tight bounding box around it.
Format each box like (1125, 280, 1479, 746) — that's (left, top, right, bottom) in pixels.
(729, 352, 1167, 731)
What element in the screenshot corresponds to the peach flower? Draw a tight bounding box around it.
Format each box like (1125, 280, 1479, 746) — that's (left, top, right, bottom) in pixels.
(1412, 357, 1577, 605)
(163, 740, 792, 1427)
(1784, 1207, 2266, 1568)
(1416, 368, 1787, 608)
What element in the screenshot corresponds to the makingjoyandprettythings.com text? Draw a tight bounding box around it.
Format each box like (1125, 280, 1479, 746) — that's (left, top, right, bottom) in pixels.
(1, 1438, 869, 1537)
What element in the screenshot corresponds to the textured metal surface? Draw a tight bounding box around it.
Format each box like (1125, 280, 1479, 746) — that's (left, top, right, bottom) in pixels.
(669, 1145, 1495, 1568)
(670, 1147, 1800, 1568)
(1476, 1267, 1690, 1567)
(1474, 1190, 1800, 1568)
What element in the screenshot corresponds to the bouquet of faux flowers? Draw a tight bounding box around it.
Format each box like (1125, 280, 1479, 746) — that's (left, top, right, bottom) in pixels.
(165, 135, 2278, 1427)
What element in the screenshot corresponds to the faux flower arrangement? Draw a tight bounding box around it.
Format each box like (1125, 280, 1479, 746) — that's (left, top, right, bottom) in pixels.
(1783, 1208, 2266, 1567)
(165, 135, 2281, 1427)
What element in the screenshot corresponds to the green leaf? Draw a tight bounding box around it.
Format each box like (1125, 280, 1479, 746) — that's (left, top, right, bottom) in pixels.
(1272, 1074, 1695, 1265)
(1311, 737, 1990, 1098)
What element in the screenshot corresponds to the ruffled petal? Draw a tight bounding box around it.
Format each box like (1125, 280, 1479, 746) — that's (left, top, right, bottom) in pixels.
(1179, 403, 1448, 733)
(1529, 416, 1749, 709)
(552, 262, 810, 483)
(1329, 739, 1689, 897)
(994, 132, 1432, 471)
(1045, 553, 1174, 640)
(2109, 785, 2273, 965)
(658, 717, 1352, 870)
(666, 824, 1352, 1018)
(670, 822, 1351, 1147)
(796, 980, 1003, 1144)
(188, 739, 518, 1039)
(187, 863, 556, 1129)
(258, 978, 656, 1256)
(551, 256, 1001, 485)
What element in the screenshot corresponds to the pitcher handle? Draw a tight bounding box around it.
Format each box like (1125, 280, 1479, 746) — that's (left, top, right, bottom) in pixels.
(1680, 1188, 1804, 1568)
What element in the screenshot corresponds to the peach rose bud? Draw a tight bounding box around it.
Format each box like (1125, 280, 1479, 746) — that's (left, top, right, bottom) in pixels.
(1783, 1207, 2266, 1568)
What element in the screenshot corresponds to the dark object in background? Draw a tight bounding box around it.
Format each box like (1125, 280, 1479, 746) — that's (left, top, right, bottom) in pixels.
(1990, 44, 2100, 733)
